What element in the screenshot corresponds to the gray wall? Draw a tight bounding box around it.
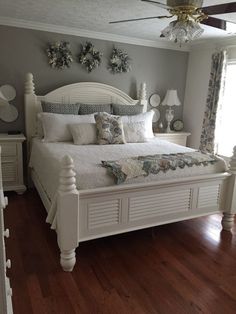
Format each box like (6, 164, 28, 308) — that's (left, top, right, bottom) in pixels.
(0, 25, 189, 133)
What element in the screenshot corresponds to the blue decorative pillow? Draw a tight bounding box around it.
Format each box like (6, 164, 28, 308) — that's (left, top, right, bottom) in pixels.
(41, 101, 80, 114)
(79, 103, 112, 115)
(95, 112, 125, 145)
(112, 103, 143, 116)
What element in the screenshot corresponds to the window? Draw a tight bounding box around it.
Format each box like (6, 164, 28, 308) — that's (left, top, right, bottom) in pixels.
(215, 61, 236, 157)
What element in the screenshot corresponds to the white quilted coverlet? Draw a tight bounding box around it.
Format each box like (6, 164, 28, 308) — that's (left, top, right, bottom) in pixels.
(29, 138, 227, 203)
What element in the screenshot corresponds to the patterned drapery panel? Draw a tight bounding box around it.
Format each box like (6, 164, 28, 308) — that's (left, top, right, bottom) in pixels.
(199, 51, 227, 153)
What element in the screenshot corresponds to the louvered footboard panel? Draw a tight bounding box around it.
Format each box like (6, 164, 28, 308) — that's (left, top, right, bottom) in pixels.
(129, 189, 191, 222)
(88, 199, 121, 230)
(197, 185, 220, 209)
(79, 180, 225, 240)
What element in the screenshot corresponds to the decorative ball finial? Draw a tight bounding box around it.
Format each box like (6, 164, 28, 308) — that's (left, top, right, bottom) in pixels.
(59, 155, 76, 192)
(229, 146, 236, 171)
(25, 73, 35, 95)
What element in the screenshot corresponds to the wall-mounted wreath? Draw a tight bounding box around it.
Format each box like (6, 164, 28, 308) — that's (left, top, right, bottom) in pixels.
(78, 42, 103, 73)
(108, 47, 131, 74)
(46, 41, 73, 70)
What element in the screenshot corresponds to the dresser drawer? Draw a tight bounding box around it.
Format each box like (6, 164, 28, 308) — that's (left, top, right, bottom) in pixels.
(1, 143, 17, 157)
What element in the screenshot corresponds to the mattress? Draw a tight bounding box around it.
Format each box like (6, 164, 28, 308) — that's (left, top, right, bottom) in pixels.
(29, 137, 227, 203)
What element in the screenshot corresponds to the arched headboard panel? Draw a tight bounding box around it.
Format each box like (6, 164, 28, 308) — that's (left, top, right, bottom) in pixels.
(24, 73, 147, 142)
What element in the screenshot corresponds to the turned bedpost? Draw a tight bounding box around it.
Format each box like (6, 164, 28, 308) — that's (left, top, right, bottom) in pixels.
(222, 146, 236, 231)
(139, 82, 148, 112)
(57, 155, 79, 271)
(24, 73, 37, 140)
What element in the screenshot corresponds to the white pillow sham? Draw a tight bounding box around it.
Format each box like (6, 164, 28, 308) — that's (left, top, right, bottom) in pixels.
(69, 123, 97, 145)
(38, 112, 95, 142)
(121, 110, 154, 139)
(123, 121, 147, 143)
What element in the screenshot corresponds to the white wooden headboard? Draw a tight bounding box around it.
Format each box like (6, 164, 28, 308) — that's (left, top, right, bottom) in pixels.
(24, 73, 147, 141)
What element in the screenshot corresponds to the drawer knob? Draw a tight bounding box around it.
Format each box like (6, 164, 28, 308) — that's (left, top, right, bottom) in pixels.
(4, 229, 10, 238)
(7, 288, 13, 297)
(6, 259, 11, 269)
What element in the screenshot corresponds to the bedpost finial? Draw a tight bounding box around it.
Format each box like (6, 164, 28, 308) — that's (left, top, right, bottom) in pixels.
(139, 82, 147, 101)
(59, 155, 76, 192)
(25, 72, 35, 95)
(139, 82, 147, 112)
(62, 155, 74, 166)
(229, 146, 236, 171)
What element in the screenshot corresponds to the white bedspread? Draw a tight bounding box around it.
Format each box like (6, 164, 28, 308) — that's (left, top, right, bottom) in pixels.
(29, 137, 227, 203)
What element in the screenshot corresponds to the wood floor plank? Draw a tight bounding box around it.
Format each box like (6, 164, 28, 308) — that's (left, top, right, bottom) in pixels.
(4, 190, 236, 314)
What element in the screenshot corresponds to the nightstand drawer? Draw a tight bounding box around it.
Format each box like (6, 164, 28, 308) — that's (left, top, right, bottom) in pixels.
(2, 158, 17, 183)
(1, 143, 17, 157)
(0, 134, 26, 194)
(154, 132, 191, 147)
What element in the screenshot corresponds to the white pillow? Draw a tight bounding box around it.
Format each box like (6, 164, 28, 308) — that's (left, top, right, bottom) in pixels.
(38, 112, 95, 142)
(121, 110, 154, 139)
(69, 123, 97, 145)
(123, 121, 147, 143)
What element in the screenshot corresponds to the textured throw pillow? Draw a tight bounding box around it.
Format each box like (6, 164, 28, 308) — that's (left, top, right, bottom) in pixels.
(69, 123, 97, 145)
(95, 112, 125, 145)
(123, 121, 147, 143)
(112, 103, 144, 116)
(41, 101, 80, 114)
(38, 112, 95, 142)
(79, 103, 112, 115)
(121, 110, 154, 139)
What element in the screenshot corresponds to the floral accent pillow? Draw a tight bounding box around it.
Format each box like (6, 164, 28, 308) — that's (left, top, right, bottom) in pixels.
(95, 112, 126, 145)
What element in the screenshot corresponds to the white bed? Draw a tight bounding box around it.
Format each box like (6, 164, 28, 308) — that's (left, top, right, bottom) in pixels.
(30, 137, 226, 200)
(24, 73, 236, 272)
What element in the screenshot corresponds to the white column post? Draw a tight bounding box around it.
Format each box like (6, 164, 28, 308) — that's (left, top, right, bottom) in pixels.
(222, 146, 236, 231)
(139, 82, 148, 112)
(24, 73, 37, 152)
(57, 155, 79, 271)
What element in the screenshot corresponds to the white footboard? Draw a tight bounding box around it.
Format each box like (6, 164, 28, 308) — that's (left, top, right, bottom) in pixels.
(54, 148, 236, 272)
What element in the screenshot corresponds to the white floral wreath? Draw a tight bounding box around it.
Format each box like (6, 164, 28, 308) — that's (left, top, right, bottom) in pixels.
(47, 41, 73, 70)
(78, 42, 103, 73)
(108, 47, 131, 74)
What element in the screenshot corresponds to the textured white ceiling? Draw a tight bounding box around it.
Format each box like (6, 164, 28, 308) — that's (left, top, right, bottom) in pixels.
(0, 0, 236, 42)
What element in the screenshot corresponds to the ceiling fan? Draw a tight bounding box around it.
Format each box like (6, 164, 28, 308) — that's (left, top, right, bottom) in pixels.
(110, 1, 236, 44)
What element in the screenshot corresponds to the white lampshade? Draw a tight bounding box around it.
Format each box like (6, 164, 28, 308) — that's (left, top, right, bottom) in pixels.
(161, 90, 181, 107)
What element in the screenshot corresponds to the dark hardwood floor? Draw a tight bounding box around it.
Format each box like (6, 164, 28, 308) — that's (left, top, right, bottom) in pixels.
(4, 190, 236, 314)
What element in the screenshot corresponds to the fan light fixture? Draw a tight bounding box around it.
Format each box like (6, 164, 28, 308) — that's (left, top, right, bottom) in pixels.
(110, 0, 236, 45)
(161, 0, 207, 44)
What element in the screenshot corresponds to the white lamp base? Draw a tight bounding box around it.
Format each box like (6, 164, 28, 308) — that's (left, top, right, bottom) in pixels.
(165, 108, 174, 133)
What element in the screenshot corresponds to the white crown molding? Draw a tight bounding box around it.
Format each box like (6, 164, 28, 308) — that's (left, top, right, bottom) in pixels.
(0, 16, 190, 52)
(190, 36, 236, 51)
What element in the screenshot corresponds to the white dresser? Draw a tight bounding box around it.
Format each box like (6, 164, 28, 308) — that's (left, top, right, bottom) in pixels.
(0, 147, 13, 314)
(0, 134, 26, 194)
(154, 132, 191, 146)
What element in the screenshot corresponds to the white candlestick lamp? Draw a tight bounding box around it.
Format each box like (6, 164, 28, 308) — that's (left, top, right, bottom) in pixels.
(161, 90, 181, 133)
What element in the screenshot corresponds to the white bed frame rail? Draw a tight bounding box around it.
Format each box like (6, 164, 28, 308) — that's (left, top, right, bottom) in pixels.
(24, 73, 236, 272)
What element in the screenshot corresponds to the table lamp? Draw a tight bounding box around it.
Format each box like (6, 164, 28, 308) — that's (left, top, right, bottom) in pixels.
(161, 90, 181, 133)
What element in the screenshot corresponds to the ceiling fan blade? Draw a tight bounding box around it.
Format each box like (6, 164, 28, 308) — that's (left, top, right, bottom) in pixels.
(109, 16, 164, 24)
(141, 0, 170, 10)
(202, 2, 236, 16)
(201, 16, 236, 31)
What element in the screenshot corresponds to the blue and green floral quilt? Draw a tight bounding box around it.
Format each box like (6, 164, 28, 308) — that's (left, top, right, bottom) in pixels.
(102, 151, 218, 184)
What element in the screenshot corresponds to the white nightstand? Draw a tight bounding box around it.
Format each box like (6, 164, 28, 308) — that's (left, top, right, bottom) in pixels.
(154, 132, 191, 146)
(0, 134, 26, 194)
